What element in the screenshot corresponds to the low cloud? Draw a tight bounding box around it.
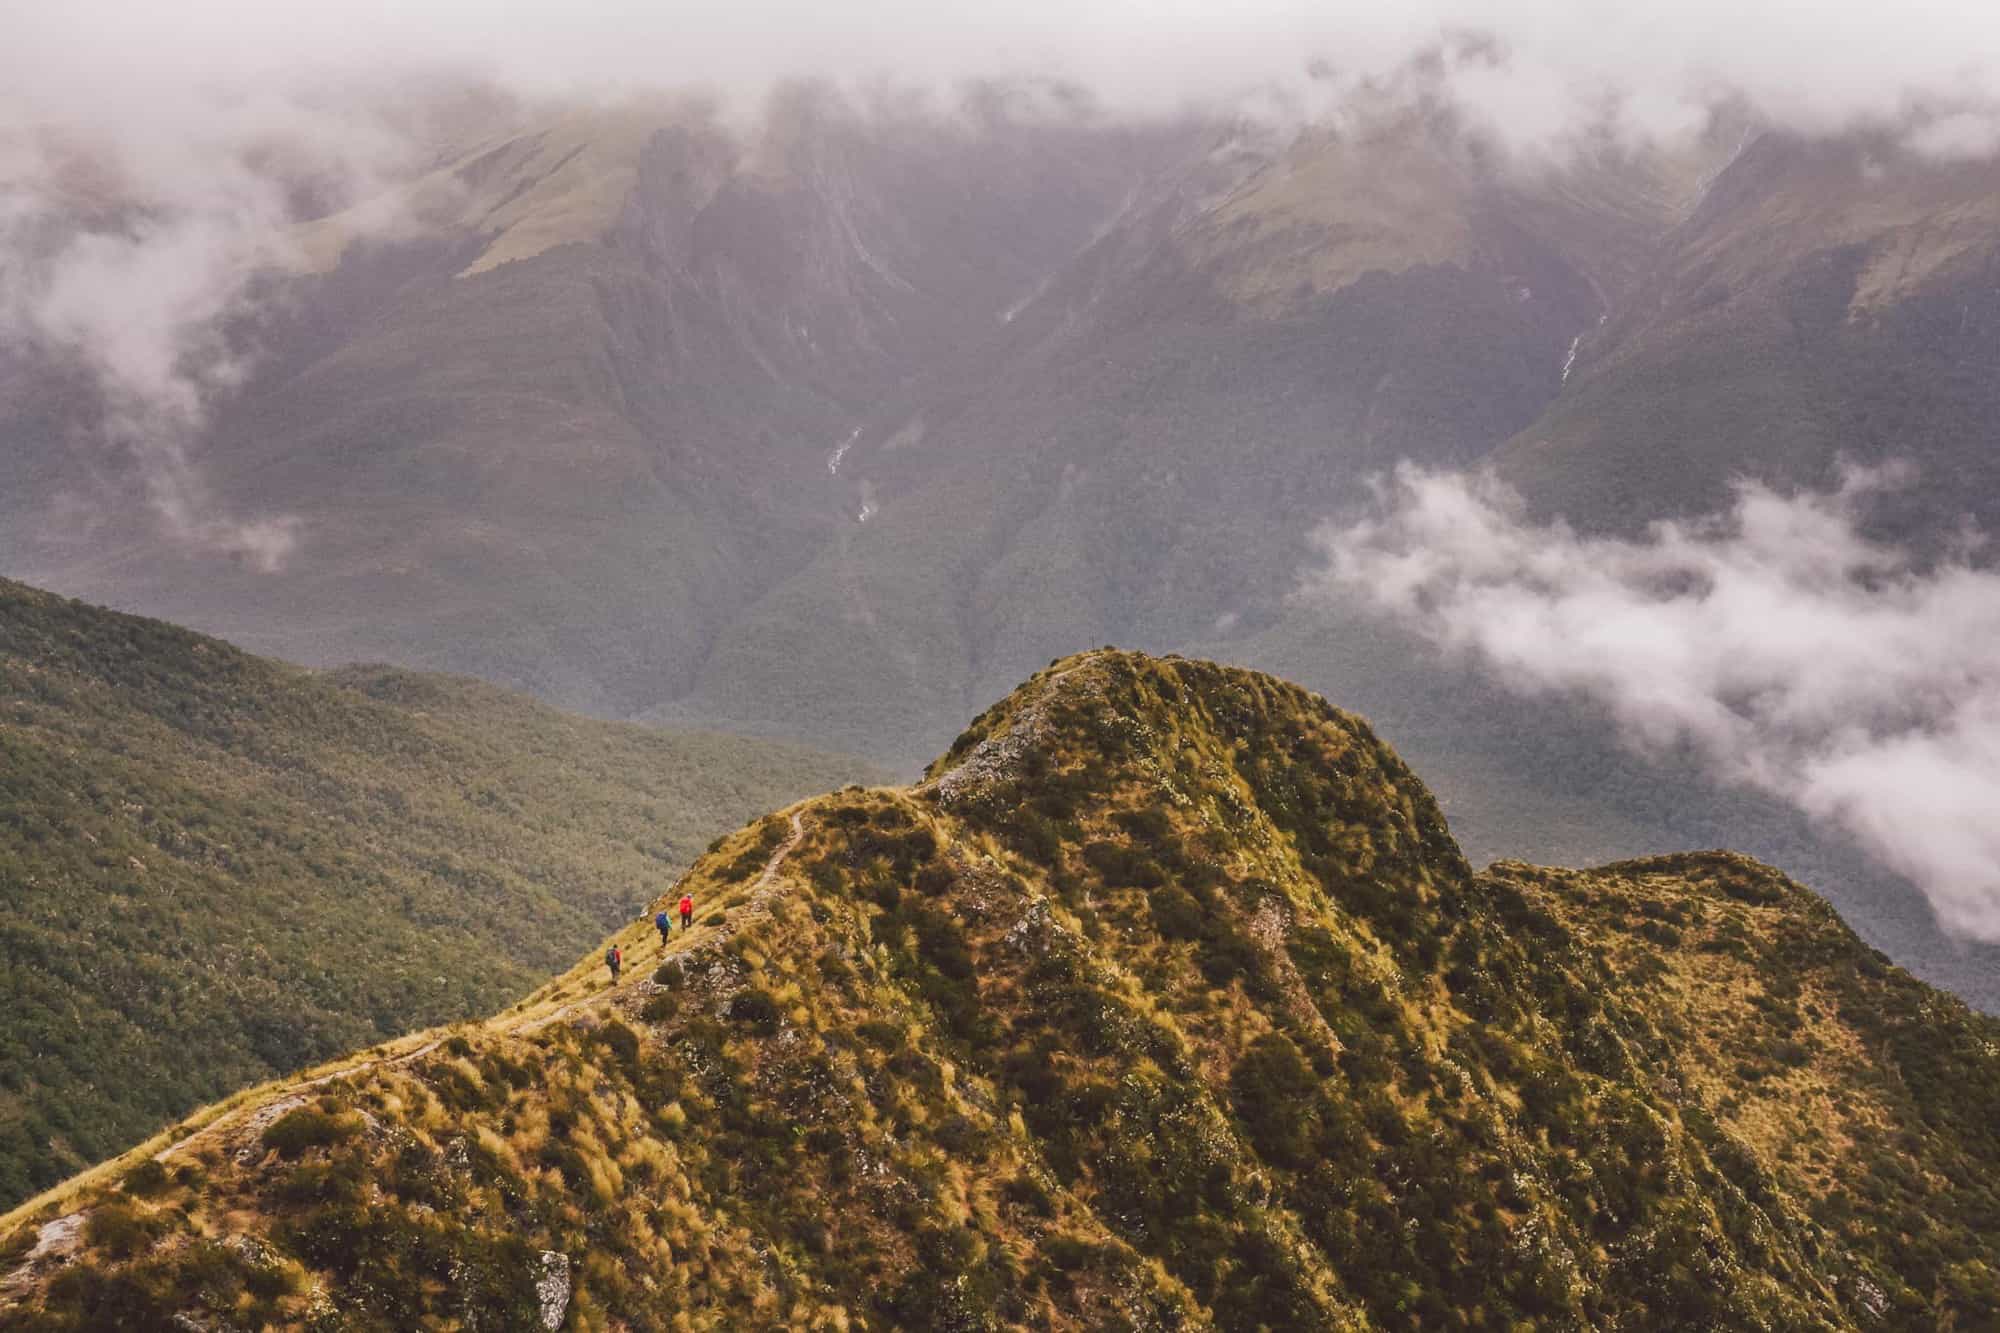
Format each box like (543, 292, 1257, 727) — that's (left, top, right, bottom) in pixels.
(1, 86, 418, 570)
(12, 205, 270, 566)
(1308, 463, 2000, 942)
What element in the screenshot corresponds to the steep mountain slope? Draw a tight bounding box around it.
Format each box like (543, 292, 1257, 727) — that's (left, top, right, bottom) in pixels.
(0, 579, 876, 1209)
(12, 96, 1999, 1027)
(652, 115, 1716, 752)
(1496, 132, 2000, 538)
(623, 111, 2000, 1021)
(5, 650, 1995, 1329)
(5, 98, 1710, 740)
(3, 90, 1189, 719)
(1189, 607, 2000, 1019)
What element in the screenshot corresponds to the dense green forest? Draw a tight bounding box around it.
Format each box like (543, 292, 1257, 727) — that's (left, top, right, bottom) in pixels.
(0, 579, 875, 1206)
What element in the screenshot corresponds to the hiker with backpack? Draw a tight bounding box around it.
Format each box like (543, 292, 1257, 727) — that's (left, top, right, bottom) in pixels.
(679, 893, 695, 934)
(605, 944, 622, 983)
(655, 909, 671, 946)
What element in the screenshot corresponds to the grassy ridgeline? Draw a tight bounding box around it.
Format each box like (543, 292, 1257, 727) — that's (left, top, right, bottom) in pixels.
(0, 578, 876, 1206)
(4, 650, 1995, 1329)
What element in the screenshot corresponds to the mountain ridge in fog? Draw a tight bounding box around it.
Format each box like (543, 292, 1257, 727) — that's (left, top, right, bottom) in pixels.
(9, 90, 2000, 1013)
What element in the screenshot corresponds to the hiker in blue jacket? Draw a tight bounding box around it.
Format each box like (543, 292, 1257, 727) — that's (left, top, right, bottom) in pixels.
(655, 909, 671, 946)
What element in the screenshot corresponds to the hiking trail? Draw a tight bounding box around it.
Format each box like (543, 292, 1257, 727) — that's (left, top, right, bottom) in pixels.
(510, 809, 808, 1038)
(1, 809, 814, 1302)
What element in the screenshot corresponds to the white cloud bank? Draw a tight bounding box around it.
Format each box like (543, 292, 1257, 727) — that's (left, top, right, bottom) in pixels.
(1309, 464, 2000, 942)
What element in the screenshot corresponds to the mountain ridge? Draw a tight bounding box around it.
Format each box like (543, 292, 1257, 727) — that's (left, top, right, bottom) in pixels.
(11, 97, 2000, 1022)
(4, 648, 1995, 1329)
(0, 576, 877, 1210)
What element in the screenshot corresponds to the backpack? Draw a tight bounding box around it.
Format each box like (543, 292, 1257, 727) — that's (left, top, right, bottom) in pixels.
(655, 911, 668, 928)
(606, 946, 619, 965)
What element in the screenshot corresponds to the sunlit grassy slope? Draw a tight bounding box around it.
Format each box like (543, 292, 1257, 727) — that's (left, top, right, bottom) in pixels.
(3, 649, 1995, 1330)
(0, 578, 878, 1208)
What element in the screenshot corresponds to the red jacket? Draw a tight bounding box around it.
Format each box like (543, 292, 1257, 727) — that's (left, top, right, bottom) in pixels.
(678, 896, 694, 915)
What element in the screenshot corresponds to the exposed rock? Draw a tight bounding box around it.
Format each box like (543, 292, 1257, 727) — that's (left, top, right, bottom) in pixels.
(0, 1212, 83, 1307)
(927, 666, 1100, 808)
(234, 1096, 308, 1164)
(22, 1213, 82, 1265)
(535, 1250, 571, 1330)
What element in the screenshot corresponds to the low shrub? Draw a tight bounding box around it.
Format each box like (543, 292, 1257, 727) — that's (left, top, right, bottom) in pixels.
(120, 1159, 170, 1198)
(1003, 1173, 1055, 1217)
(1082, 840, 1165, 889)
(1045, 1234, 1102, 1271)
(858, 1020, 905, 1050)
(1232, 1033, 1320, 1168)
(1150, 884, 1205, 940)
(726, 990, 782, 1035)
(592, 1020, 643, 1072)
(83, 1202, 160, 1259)
(261, 1106, 354, 1159)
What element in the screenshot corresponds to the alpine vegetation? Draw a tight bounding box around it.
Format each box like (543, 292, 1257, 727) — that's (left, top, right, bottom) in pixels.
(0, 579, 875, 1210)
(4, 651, 1995, 1329)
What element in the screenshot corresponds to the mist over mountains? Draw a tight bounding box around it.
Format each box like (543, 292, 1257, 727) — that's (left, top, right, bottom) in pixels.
(1318, 464, 2000, 944)
(9, 4, 2000, 1013)
(10, 7, 2000, 1324)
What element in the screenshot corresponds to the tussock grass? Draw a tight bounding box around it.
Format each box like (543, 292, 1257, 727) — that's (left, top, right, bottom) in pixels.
(5, 650, 1998, 1329)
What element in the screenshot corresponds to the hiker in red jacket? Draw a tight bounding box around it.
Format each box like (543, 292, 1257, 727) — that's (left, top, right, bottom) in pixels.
(678, 893, 694, 933)
(605, 944, 622, 983)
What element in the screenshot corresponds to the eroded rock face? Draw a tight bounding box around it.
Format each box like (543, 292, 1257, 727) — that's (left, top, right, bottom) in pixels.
(534, 1250, 571, 1331)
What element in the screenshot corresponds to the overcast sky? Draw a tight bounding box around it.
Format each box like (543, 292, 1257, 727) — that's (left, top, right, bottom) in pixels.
(11, 0, 2000, 150)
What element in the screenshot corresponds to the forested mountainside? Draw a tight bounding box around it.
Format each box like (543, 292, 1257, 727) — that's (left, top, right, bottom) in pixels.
(4, 650, 1994, 1330)
(1496, 133, 2000, 542)
(0, 578, 876, 1208)
(4, 96, 1710, 743)
(12, 94, 2000, 1017)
